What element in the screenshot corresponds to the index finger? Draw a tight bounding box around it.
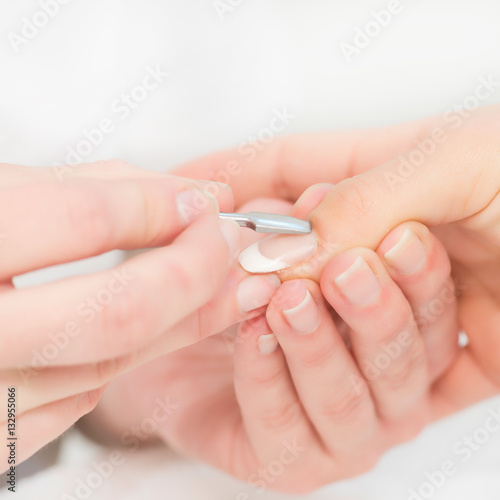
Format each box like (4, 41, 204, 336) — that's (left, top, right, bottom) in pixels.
(173, 116, 438, 204)
(0, 163, 233, 280)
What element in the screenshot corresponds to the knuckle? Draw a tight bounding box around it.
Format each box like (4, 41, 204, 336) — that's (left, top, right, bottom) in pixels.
(295, 342, 337, 371)
(372, 308, 414, 344)
(166, 241, 223, 306)
(249, 362, 288, 387)
(319, 384, 371, 425)
(334, 175, 377, 219)
(97, 282, 154, 356)
(58, 183, 110, 255)
(257, 399, 303, 432)
(377, 343, 427, 393)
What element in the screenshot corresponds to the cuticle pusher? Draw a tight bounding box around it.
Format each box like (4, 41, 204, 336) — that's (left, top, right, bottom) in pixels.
(219, 212, 312, 235)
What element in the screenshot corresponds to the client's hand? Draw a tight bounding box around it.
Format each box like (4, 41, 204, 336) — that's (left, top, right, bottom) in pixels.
(87, 200, 459, 494)
(177, 104, 500, 412)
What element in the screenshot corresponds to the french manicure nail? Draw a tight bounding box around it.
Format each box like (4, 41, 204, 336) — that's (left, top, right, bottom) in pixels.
(283, 289, 321, 335)
(219, 219, 241, 263)
(334, 256, 380, 306)
(176, 189, 219, 226)
(238, 232, 318, 274)
(258, 333, 279, 355)
(237, 274, 282, 313)
(384, 229, 426, 275)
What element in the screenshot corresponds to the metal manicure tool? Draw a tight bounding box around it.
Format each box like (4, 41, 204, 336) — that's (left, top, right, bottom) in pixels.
(219, 212, 312, 235)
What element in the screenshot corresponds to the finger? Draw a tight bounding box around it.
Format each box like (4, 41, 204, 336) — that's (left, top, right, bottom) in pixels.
(4, 264, 281, 415)
(458, 272, 500, 387)
(376, 222, 459, 380)
(0, 167, 233, 279)
(174, 117, 438, 204)
(0, 387, 104, 473)
(236, 183, 335, 277)
(280, 108, 500, 281)
(266, 279, 377, 456)
(2, 215, 241, 367)
(321, 249, 431, 425)
(233, 315, 326, 476)
(137, 267, 282, 362)
(1, 355, 134, 415)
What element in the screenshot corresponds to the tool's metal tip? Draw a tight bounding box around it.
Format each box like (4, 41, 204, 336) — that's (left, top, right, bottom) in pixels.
(219, 212, 312, 235)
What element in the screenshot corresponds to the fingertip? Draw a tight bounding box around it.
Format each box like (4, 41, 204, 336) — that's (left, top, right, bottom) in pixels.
(377, 221, 451, 281)
(320, 249, 383, 309)
(289, 183, 335, 219)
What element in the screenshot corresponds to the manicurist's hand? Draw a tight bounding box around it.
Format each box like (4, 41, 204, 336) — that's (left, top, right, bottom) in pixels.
(0, 159, 260, 470)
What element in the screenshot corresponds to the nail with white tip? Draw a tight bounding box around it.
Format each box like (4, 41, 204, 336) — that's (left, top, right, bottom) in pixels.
(283, 289, 321, 335)
(238, 232, 318, 274)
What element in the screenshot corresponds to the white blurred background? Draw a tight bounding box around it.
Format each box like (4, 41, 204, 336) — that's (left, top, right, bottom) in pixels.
(1, 1, 500, 499)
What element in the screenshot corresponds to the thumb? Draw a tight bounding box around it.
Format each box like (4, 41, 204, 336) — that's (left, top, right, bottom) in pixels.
(238, 108, 500, 281)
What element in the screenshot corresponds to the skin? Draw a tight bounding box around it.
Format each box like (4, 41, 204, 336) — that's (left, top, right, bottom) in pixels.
(0, 159, 269, 471)
(86, 198, 463, 494)
(175, 104, 500, 409)
(66, 105, 500, 492)
(93, 104, 500, 492)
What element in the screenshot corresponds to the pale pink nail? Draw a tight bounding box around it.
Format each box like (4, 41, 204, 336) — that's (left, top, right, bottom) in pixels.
(283, 290, 321, 335)
(258, 333, 279, 355)
(238, 232, 318, 274)
(384, 229, 426, 275)
(176, 189, 218, 226)
(237, 275, 281, 313)
(334, 256, 380, 306)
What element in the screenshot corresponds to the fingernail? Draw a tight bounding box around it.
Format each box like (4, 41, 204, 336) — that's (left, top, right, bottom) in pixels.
(258, 333, 279, 355)
(334, 256, 380, 306)
(177, 189, 219, 226)
(283, 289, 321, 335)
(238, 232, 318, 274)
(199, 180, 233, 196)
(237, 275, 281, 313)
(219, 219, 241, 263)
(198, 180, 234, 205)
(384, 229, 426, 275)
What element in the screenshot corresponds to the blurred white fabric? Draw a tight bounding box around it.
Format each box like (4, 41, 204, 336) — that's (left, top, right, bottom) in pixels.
(1, 0, 500, 498)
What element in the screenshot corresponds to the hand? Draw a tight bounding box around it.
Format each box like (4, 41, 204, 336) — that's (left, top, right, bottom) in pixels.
(176, 105, 500, 411)
(86, 199, 460, 493)
(1, 159, 259, 470)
